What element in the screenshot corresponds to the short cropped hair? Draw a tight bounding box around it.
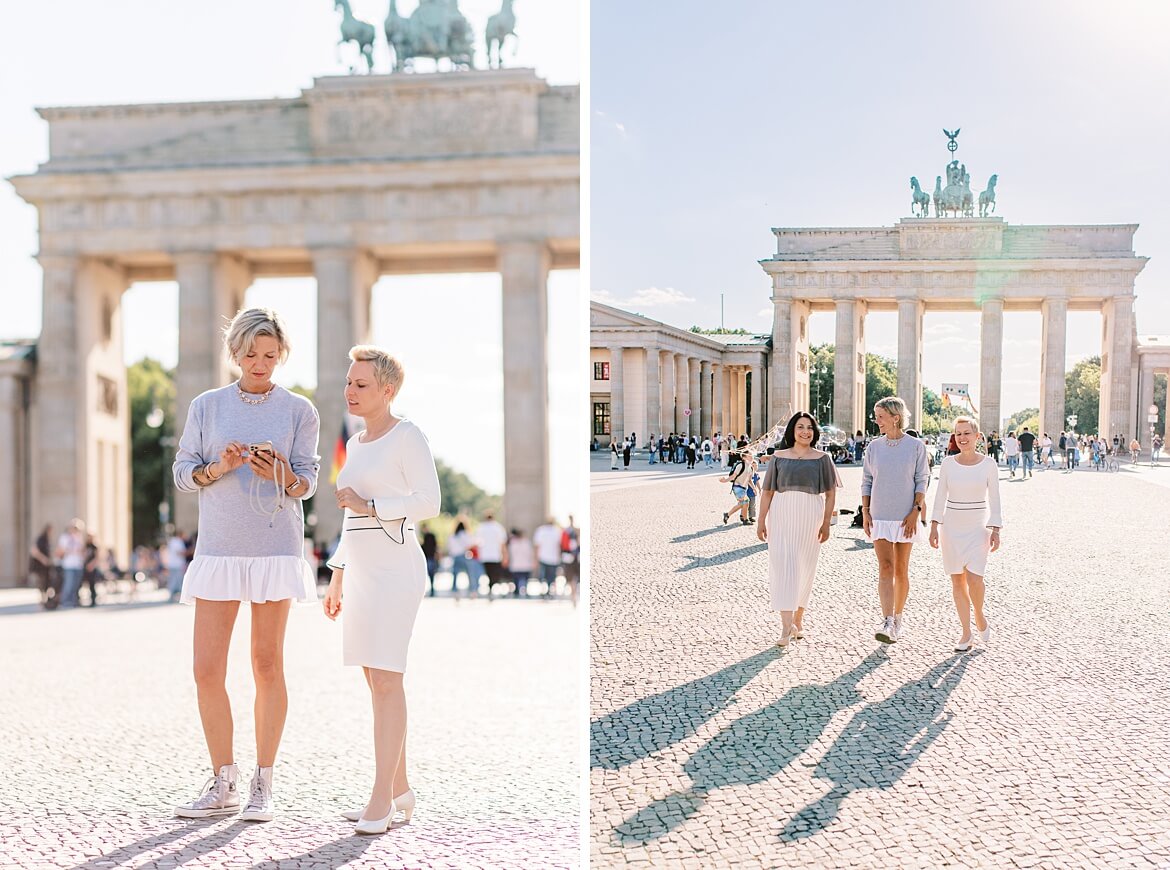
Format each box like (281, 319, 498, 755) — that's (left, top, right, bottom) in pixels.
(349, 345, 405, 395)
(222, 308, 290, 365)
(873, 396, 911, 429)
(952, 415, 979, 433)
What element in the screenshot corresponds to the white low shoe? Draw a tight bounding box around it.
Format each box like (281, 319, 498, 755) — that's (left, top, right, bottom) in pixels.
(976, 622, 991, 645)
(354, 799, 397, 835)
(174, 764, 240, 818)
(342, 789, 414, 823)
(954, 635, 973, 653)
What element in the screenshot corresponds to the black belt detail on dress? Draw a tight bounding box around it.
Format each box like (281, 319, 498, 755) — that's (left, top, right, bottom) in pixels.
(343, 517, 413, 545)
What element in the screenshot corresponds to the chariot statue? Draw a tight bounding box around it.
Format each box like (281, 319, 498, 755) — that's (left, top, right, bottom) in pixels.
(910, 128, 999, 219)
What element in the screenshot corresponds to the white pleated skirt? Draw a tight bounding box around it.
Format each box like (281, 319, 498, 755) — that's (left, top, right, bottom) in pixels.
(180, 555, 316, 605)
(767, 491, 826, 611)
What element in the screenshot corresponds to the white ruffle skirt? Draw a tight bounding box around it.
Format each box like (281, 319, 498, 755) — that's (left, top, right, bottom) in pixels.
(867, 518, 926, 545)
(180, 555, 316, 605)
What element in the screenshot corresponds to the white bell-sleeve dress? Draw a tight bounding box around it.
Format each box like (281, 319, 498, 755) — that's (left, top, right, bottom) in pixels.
(326, 419, 441, 673)
(930, 454, 1003, 576)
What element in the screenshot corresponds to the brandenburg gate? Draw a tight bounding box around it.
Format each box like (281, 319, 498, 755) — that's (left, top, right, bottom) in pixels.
(763, 138, 1147, 439)
(10, 69, 579, 557)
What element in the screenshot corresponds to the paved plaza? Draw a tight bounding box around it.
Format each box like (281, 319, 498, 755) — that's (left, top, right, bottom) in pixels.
(0, 587, 580, 869)
(590, 452, 1170, 868)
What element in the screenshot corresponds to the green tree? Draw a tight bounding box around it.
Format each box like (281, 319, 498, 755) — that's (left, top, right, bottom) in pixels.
(128, 358, 175, 546)
(1003, 407, 1039, 436)
(919, 387, 968, 436)
(1064, 356, 1100, 435)
(864, 353, 898, 434)
(436, 463, 501, 519)
(689, 326, 750, 335)
(808, 343, 835, 423)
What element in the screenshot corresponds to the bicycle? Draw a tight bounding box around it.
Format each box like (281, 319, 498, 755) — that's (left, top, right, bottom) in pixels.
(1105, 455, 1121, 472)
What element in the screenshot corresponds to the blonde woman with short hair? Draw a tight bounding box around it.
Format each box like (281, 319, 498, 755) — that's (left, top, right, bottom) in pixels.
(861, 396, 930, 644)
(322, 345, 441, 834)
(172, 307, 320, 822)
(929, 416, 1002, 652)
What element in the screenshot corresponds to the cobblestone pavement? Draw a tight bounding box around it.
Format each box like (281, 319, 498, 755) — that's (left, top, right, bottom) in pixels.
(590, 453, 1170, 868)
(0, 588, 580, 869)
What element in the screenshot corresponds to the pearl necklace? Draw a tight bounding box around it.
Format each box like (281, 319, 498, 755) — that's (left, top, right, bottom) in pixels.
(237, 382, 275, 405)
(885, 433, 906, 447)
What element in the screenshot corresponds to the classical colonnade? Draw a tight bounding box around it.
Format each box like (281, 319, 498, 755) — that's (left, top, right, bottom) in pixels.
(764, 219, 1146, 440)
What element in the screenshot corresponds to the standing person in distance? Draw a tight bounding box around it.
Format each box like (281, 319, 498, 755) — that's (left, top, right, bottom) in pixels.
(1003, 430, 1020, 478)
(475, 510, 509, 597)
(609, 438, 619, 470)
(1017, 427, 1037, 478)
(701, 435, 714, 468)
(756, 413, 840, 646)
(862, 396, 930, 645)
(322, 346, 441, 834)
(622, 437, 632, 470)
(929, 416, 1001, 652)
(172, 307, 320, 822)
(560, 515, 580, 606)
(506, 527, 535, 598)
(532, 518, 562, 598)
(419, 523, 438, 598)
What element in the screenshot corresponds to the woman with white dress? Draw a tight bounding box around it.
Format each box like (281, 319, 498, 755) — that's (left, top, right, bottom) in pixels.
(756, 412, 840, 647)
(172, 308, 320, 822)
(929, 416, 1002, 652)
(323, 346, 441, 835)
(862, 396, 930, 645)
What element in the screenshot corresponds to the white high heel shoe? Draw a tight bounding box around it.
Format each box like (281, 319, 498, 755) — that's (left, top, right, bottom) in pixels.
(354, 799, 397, 835)
(342, 789, 414, 823)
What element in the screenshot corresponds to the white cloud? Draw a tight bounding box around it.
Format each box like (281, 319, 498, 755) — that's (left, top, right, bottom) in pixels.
(594, 109, 628, 137)
(591, 286, 695, 309)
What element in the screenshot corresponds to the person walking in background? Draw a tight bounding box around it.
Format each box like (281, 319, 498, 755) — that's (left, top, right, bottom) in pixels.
(506, 527, 535, 598)
(1018, 427, 1037, 478)
(171, 307, 320, 823)
(929, 416, 1001, 653)
(29, 523, 55, 608)
(419, 523, 438, 597)
(476, 510, 509, 597)
(756, 412, 840, 647)
(165, 529, 189, 604)
(1154, 434, 1164, 464)
(322, 345, 441, 835)
(720, 451, 753, 526)
(686, 437, 697, 469)
(560, 516, 580, 606)
(946, 433, 960, 457)
(1130, 436, 1141, 463)
(1003, 430, 1020, 478)
(987, 431, 1002, 466)
(862, 397, 929, 645)
(533, 518, 562, 598)
(447, 521, 476, 598)
(81, 532, 101, 607)
(746, 453, 761, 524)
(853, 431, 865, 464)
(1040, 433, 1054, 469)
(55, 519, 87, 609)
(647, 433, 657, 465)
(701, 436, 713, 468)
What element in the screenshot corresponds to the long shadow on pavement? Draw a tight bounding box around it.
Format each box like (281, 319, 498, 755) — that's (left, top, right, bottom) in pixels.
(591, 648, 781, 770)
(676, 542, 766, 572)
(613, 651, 888, 844)
(251, 831, 378, 869)
(70, 818, 245, 870)
(778, 652, 973, 841)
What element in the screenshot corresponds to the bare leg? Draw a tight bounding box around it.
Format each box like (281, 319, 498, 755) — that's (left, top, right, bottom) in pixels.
(193, 599, 240, 770)
(779, 609, 794, 638)
(893, 542, 913, 614)
(362, 667, 408, 820)
(793, 606, 805, 631)
(951, 573, 972, 642)
(251, 600, 292, 767)
(362, 669, 410, 797)
(967, 570, 987, 630)
(874, 540, 896, 616)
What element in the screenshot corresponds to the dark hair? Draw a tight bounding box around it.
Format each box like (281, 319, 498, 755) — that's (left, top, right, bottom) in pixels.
(455, 522, 466, 534)
(778, 412, 821, 450)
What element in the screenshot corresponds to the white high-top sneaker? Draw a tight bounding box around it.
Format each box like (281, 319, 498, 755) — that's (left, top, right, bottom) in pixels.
(240, 765, 275, 822)
(174, 764, 240, 818)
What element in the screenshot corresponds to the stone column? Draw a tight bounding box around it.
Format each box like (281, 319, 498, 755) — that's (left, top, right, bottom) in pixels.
(608, 345, 624, 443)
(1139, 361, 1157, 450)
(712, 362, 724, 434)
(833, 300, 867, 434)
(771, 296, 811, 426)
(896, 298, 925, 429)
(497, 240, 551, 534)
(313, 247, 377, 545)
(644, 347, 660, 439)
(979, 297, 1004, 436)
(661, 352, 676, 434)
(36, 255, 82, 532)
(699, 360, 712, 437)
(723, 366, 733, 435)
(0, 375, 28, 586)
(683, 357, 692, 434)
(1100, 296, 1136, 442)
(174, 252, 252, 534)
(1039, 297, 1068, 442)
(750, 363, 764, 436)
(675, 354, 688, 434)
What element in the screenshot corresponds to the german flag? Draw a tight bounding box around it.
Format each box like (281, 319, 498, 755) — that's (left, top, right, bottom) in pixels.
(329, 417, 350, 484)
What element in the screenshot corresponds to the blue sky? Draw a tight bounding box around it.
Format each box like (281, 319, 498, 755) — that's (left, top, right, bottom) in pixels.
(0, 0, 582, 520)
(591, 0, 1170, 420)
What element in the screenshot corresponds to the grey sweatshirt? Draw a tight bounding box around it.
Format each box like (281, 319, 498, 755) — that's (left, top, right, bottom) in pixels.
(860, 435, 930, 522)
(173, 384, 321, 557)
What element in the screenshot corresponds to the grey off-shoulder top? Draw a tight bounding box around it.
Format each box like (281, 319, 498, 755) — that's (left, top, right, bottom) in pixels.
(761, 454, 840, 495)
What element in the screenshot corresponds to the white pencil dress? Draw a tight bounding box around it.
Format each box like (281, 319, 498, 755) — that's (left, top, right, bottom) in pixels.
(930, 454, 1003, 576)
(326, 419, 442, 673)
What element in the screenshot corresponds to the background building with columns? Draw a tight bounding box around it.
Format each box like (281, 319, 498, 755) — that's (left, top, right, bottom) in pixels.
(1, 69, 579, 584)
(589, 302, 769, 443)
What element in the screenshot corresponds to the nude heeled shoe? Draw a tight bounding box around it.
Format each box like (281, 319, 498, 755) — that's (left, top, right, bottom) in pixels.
(354, 799, 396, 835)
(342, 789, 414, 823)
